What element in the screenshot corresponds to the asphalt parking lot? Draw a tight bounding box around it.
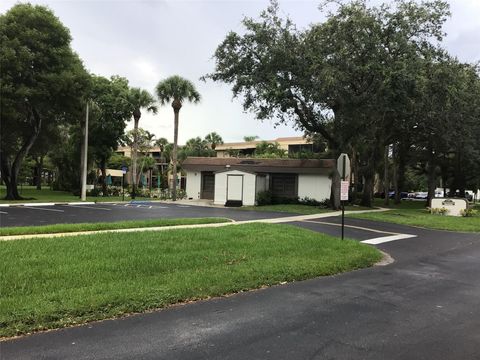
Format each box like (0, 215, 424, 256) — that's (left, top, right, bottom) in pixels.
(2, 217, 480, 359)
(0, 202, 295, 227)
(2, 204, 480, 359)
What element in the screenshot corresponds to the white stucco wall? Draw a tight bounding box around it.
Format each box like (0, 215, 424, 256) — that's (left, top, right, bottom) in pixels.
(185, 171, 201, 200)
(297, 174, 331, 202)
(214, 170, 256, 206)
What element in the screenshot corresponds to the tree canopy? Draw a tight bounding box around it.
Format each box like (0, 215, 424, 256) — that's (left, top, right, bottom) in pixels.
(0, 3, 90, 199)
(205, 0, 479, 207)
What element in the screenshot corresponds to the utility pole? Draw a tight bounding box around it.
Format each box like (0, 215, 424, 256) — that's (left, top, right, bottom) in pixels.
(80, 101, 89, 201)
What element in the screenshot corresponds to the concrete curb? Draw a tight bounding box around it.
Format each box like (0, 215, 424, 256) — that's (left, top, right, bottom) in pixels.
(0, 201, 97, 207)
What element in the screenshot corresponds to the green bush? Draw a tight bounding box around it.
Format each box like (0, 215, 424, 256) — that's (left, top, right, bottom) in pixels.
(256, 190, 273, 205)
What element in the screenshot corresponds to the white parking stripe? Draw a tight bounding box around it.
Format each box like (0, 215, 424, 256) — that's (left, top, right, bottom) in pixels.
(67, 202, 95, 205)
(177, 205, 190, 208)
(361, 234, 417, 244)
(0, 211, 8, 214)
(302, 220, 398, 235)
(64, 205, 111, 211)
(22, 206, 64, 212)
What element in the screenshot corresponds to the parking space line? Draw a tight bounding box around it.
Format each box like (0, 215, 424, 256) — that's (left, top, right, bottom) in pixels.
(361, 234, 417, 244)
(0, 211, 8, 214)
(63, 205, 111, 211)
(177, 205, 190, 208)
(302, 220, 398, 235)
(22, 206, 64, 212)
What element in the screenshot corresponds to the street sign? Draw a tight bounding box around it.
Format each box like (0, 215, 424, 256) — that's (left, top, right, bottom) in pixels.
(337, 153, 351, 181)
(341, 181, 349, 201)
(121, 166, 128, 174)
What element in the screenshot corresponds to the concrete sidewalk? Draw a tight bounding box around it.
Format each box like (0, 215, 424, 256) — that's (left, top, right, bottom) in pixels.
(0, 208, 388, 241)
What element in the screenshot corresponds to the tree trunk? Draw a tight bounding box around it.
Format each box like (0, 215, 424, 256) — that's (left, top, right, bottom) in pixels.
(330, 170, 341, 210)
(101, 159, 108, 197)
(394, 144, 407, 204)
(361, 171, 374, 208)
(392, 143, 398, 203)
(383, 144, 389, 206)
(0, 107, 42, 200)
(172, 108, 180, 201)
(427, 151, 437, 207)
(35, 156, 44, 190)
(131, 117, 140, 199)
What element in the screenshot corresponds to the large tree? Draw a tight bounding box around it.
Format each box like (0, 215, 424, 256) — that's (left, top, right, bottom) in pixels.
(89, 75, 132, 196)
(205, 0, 451, 207)
(127, 88, 157, 198)
(0, 3, 89, 199)
(155, 76, 200, 201)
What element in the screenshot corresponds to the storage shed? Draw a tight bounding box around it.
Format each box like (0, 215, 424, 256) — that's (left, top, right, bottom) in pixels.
(182, 157, 335, 206)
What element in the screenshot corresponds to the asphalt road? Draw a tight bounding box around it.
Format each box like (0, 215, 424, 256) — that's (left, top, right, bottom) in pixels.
(1, 211, 480, 359)
(0, 202, 295, 227)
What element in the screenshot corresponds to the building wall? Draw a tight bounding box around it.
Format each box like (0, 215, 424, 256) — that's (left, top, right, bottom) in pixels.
(297, 174, 331, 202)
(185, 171, 201, 199)
(214, 170, 256, 206)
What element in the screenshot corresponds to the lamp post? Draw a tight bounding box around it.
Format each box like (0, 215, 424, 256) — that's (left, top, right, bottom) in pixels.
(80, 101, 89, 201)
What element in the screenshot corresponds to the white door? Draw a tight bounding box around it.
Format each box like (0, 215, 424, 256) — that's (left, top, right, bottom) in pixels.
(227, 175, 243, 201)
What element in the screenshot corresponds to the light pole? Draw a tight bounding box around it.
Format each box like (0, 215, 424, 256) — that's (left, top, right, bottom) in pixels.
(80, 101, 89, 201)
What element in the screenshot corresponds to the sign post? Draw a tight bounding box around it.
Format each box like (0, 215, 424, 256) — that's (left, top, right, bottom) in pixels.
(121, 165, 128, 202)
(337, 153, 351, 240)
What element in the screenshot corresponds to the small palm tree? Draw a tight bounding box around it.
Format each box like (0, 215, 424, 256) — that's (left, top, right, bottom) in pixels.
(128, 87, 158, 198)
(205, 132, 223, 150)
(156, 76, 201, 200)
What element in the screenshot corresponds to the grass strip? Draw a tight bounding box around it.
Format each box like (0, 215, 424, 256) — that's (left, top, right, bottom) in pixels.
(0, 223, 381, 337)
(349, 208, 480, 232)
(0, 218, 231, 237)
(239, 204, 372, 215)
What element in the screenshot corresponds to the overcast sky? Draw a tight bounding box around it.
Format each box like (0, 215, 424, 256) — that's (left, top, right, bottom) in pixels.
(2, 0, 479, 144)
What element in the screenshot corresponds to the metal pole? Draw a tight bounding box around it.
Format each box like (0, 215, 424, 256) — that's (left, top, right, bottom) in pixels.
(341, 154, 346, 240)
(122, 173, 125, 202)
(80, 101, 89, 201)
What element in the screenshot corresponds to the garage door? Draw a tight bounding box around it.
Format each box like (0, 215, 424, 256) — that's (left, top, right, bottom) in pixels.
(201, 172, 215, 200)
(227, 175, 243, 201)
(271, 174, 297, 198)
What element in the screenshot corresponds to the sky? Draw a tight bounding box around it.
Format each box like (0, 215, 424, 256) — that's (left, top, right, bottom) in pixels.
(1, 0, 479, 144)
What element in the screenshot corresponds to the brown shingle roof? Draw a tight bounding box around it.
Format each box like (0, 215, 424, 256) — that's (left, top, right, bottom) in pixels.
(183, 157, 334, 175)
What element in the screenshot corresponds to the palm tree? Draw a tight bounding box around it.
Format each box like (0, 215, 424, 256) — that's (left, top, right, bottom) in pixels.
(155, 137, 170, 188)
(155, 76, 201, 200)
(128, 87, 158, 198)
(205, 132, 223, 150)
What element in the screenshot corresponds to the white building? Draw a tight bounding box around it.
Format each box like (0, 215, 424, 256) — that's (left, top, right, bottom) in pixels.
(183, 157, 334, 206)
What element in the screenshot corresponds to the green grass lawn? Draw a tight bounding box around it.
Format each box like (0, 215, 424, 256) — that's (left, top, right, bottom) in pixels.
(372, 197, 428, 209)
(0, 186, 149, 203)
(0, 223, 381, 337)
(0, 218, 230, 236)
(349, 208, 480, 232)
(240, 204, 372, 215)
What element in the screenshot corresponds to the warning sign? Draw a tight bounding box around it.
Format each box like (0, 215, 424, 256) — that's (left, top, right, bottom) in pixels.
(340, 181, 349, 201)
